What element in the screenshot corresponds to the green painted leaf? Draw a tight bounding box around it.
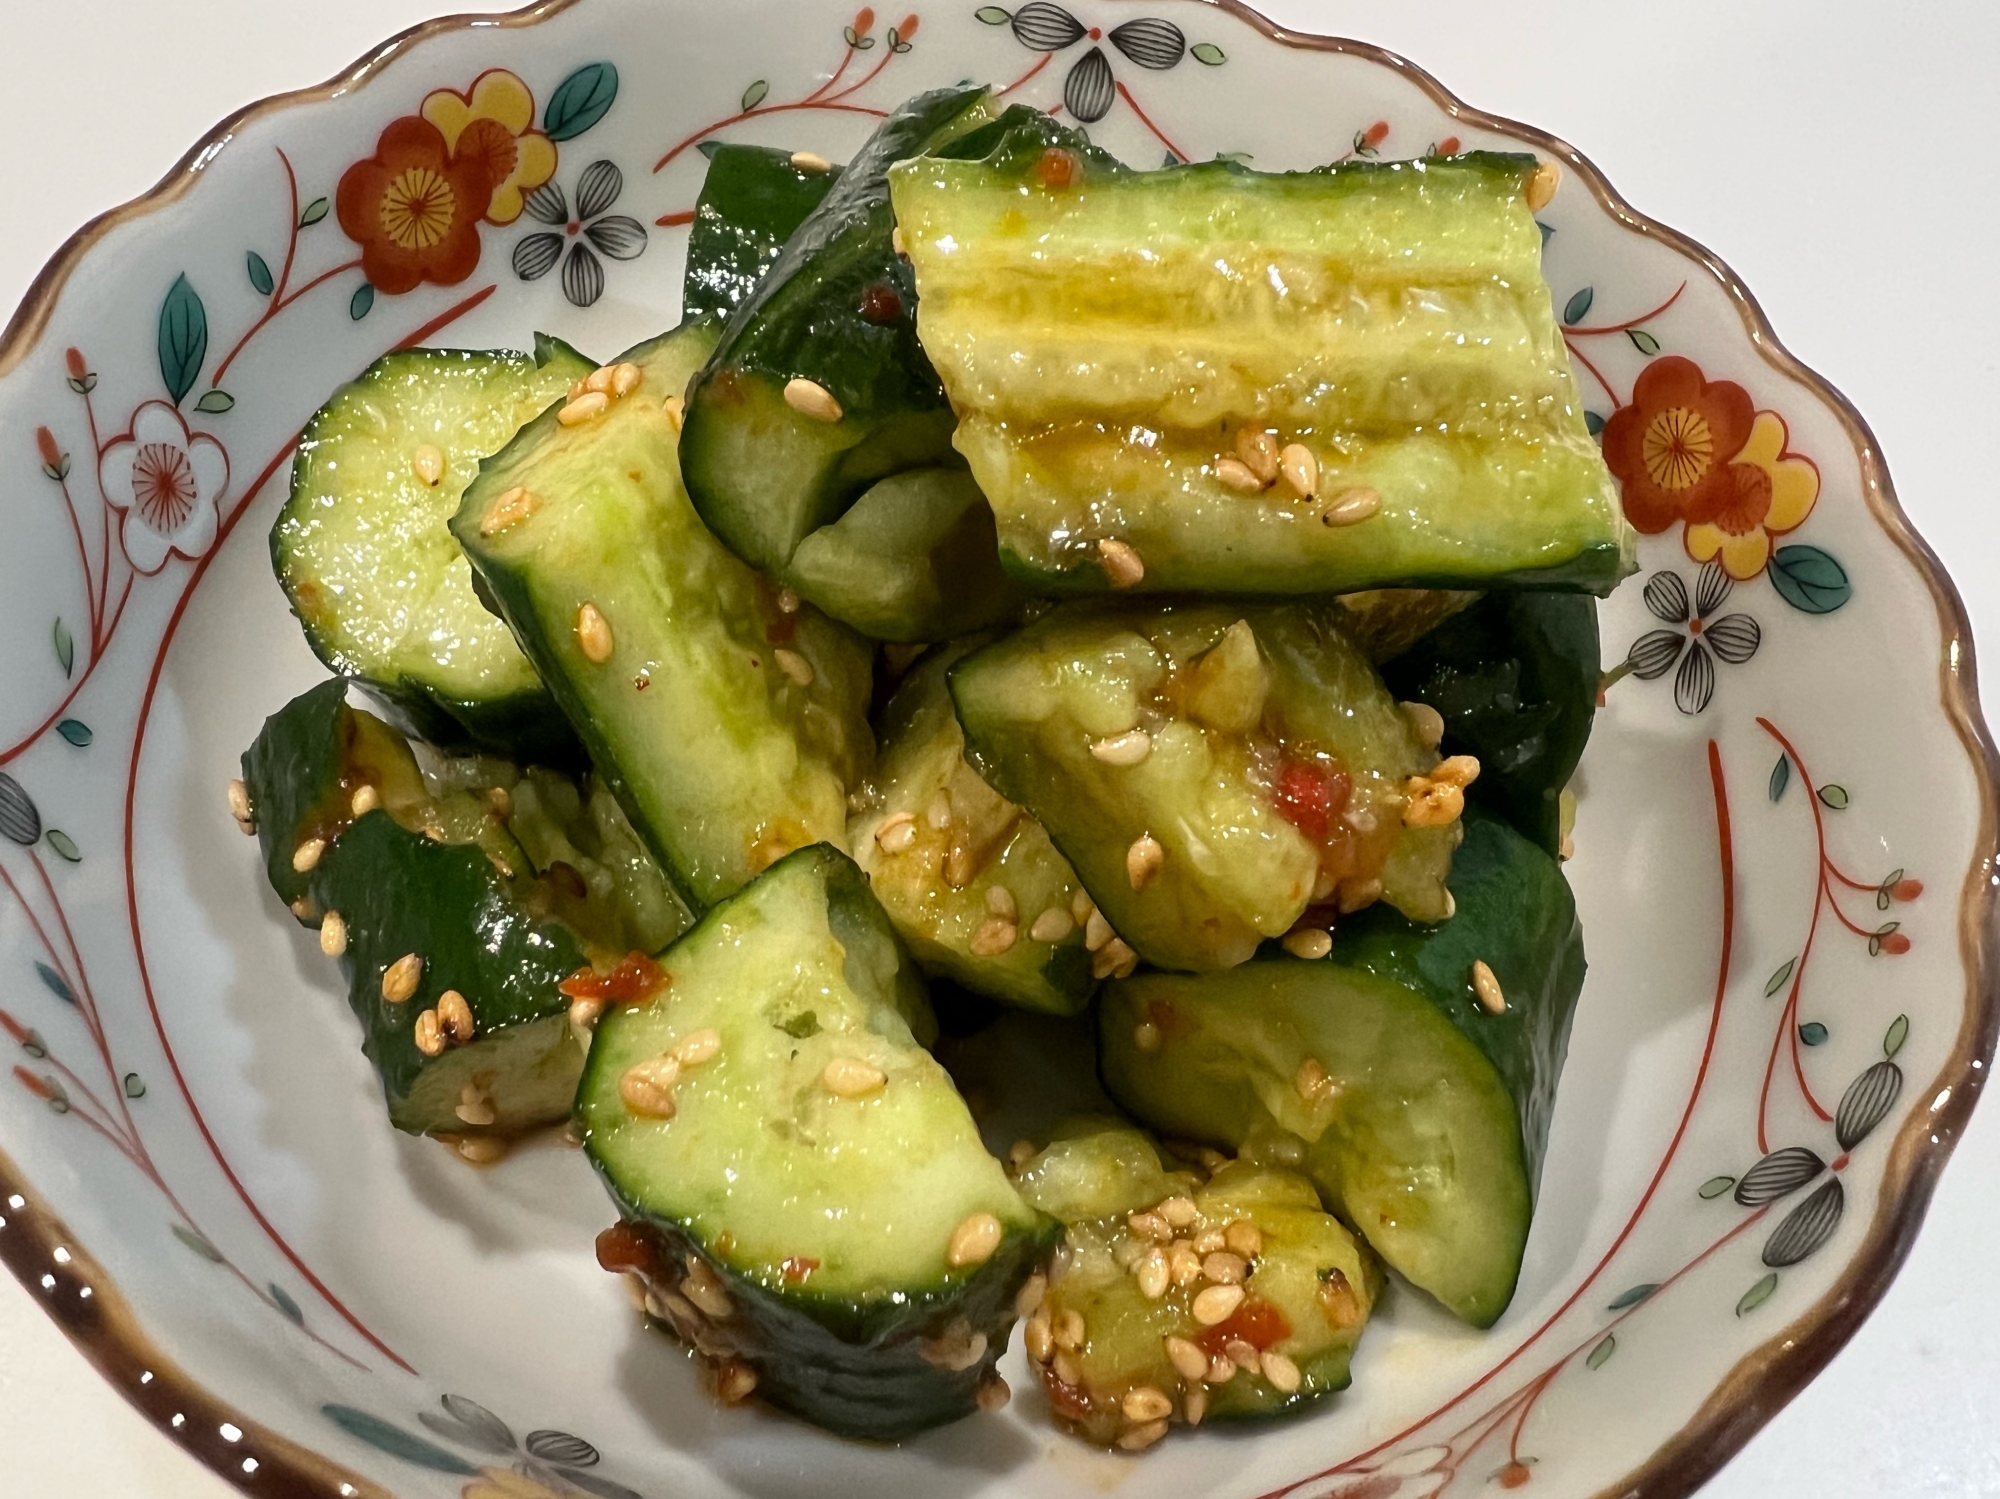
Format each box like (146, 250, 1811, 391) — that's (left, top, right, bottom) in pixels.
(1627, 328, 1661, 356)
(1586, 1332, 1617, 1370)
(1736, 1271, 1778, 1316)
(1769, 754, 1790, 802)
(741, 79, 770, 112)
(1699, 1175, 1736, 1199)
(52, 618, 74, 677)
(695, 139, 726, 160)
(1799, 1021, 1828, 1046)
(1769, 545, 1851, 614)
(1765, 957, 1796, 997)
(349, 282, 375, 321)
(1584, 410, 1605, 437)
(1885, 1013, 1909, 1059)
(43, 1076, 69, 1113)
(321, 1407, 478, 1475)
(246, 250, 274, 297)
(157, 273, 208, 405)
(172, 1223, 223, 1262)
(122, 1072, 146, 1099)
(44, 830, 80, 863)
(1563, 286, 1594, 325)
(298, 196, 330, 228)
(33, 962, 75, 1005)
(544, 62, 619, 142)
(194, 389, 235, 414)
(55, 719, 91, 747)
(20, 1030, 45, 1060)
(269, 1282, 303, 1324)
(1607, 1283, 1659, 1310)
(976, 5, 1013, 21)
(1191, 41, 1226, 65)
(1818, 784, 1850, 810)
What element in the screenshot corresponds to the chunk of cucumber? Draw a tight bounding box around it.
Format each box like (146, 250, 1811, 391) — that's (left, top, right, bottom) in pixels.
(577, 845, 1056, 1439)
(889, 148, 1633, 596)
(950, 602, 1455, 973)
(1015, 1125, 1377, 1446)
(453, 320, 875, 910)
(683, 144, 841, 320)
(273, 338, 593, 761)
(851, 640, 1096, 1016)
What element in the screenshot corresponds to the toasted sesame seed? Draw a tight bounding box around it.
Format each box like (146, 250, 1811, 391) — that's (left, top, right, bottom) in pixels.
(1319, 1266, 1363, 1326)
(1015, 1271, 1048, 1318)
(318, 910, 348, 958)
(480, 485, 542, 536)
(1090, 728, 1153, 766)
(1029, 906, 1074, 942)
(1122, 1386, 1173, 1423)
(926, 792, 953, 830)
(1097, 538, 1145, 588)
(1133, 1246, 1170, 1299)
(969, 917, 1018, 956)
(922, 1322, 989, 1370)
(783, 377, 843, 423)
(411, 443, 446, 487)
(674, 1028, 723, 1067)
(663, 395, 686, 432)
(1321, 487, 1381, 527)
(437, 989, 475, 1044)
(558, 390, 611, 426)
(1052, 1306, 1086, 1349)
(1158, 1196, 1198, 1229)
(455, 1078, 497, 1127)
(1133, 1021, 1163, 1053)
(485, 784, 513, 819)
(568, 378, 587, 401)
(1192, 1284, 1245, 1325)
(1195, 1145, 1231, 1173)
(1093, 937, 1138, 981)
(568, 995, 606, 1035)
(1169, 1242, 1203, 1288)
(1085, 908, 1115, 952)
(1433, 753, 1481, 789)
(1192, 1226, 1226, 1255)
(1225, 1337, 1260, 1370)
(350, 783, 381, 817)
(1184, 1385, 1208, 1425)
(891, 226, 908, 257)
(1526, 159, 1562, 211)
(451, 1134, 507, 1165)
(1337, 876, 1384, 914)
(1403, 776, 1465, 828)
(1225, 1220, 1263, 1259)
(227, 778, 253, 824)
(1203, 1251, 1248, 1285)
(976, 1372, 1011, 1412)
(413, 1009, 445, 1057)
(1401, 700, 1446, 747)
(1206, 1353, 1237, 1384)
(1165, 1334, 1209, 1382)
(985, 884, 1018, 920)
(822, 1055, 887, 1098)
(1278, 443, 1319, 499)
(773, 648, 815, 686)
(568, 602, 614, 664)
(1072, 888, 1096, 923)
(683, 1257, 734, 1319)
(1283, 928, 1332, 961)
(1128, 1210, 1172, 1241)
(1024, 1313, 1054, 1364)
(291, 837, 325, 873)
(1472, 959, 1506, 1014)
(790, 150, 834, 172)
(874, 811, 918, 852)
(1260, 1350, 1302, 1394)
(1215, 456, 1266, 494)
(289, 897, 315, 920)
(716, 1360, 758, 1405)
(611, 361, 644, 398)
(621, 1055, 682, 1118)
(583, 365, 615, 395)
(381, 952, 422, 1004)
(1117, 1419, 1169, 1452)
(1445, 889, 1457, 919)
(947, 1211, 1004, 1269)
(1051, 1348, 1084, 1388)
(1126, 834, 1165, 890)
(1236, 428, 1281, 484)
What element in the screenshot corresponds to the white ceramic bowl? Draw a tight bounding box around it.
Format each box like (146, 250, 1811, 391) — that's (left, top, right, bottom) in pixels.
(1, 3, 1992, 1496)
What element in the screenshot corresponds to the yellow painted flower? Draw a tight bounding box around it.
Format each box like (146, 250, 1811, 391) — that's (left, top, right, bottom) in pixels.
(461, 1466, 571, 1499)
(1684, 410, 1820, 580)
(422, 69, 558, 225)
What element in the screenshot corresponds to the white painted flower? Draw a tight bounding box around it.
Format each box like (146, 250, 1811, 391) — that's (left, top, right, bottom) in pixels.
(97, 400, 228, 574)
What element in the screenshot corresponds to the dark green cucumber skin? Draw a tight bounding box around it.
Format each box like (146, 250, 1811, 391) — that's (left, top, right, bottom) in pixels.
(241, 678, 352, 914)
(998, 544, 1632, 599)
(1380, 593, 1599, 856)
(1325, 808, 1585, 1194)
(683, 145, 841, 320)
(311, 811, 586, 1136)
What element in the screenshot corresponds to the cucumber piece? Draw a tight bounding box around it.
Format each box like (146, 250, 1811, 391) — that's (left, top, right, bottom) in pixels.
(949, 602, 1455, 974)
(680, 87, 1027, 640)
(683, 144, 841, 320)
(453, 320, 875, 910)
(273, 339, 593, 761)
(578, 845, 1056, 1439)
(1098, 810, 1584, 1325)
(1330, 589, 1481, 664)
(1380, 592, 1599, 855)
(239, 680, 692, 1137)
(1016, 1126, 1378, 1447)
(851, 640, 1096, 1016)
(888, 149, 1634, 596)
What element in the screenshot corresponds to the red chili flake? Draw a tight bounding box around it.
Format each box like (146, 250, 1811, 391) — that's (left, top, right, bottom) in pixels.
(560, 951, 669, 1003)
(633, 674, 651, 691)
(858, 282, 904, 325)
(782, 1256, 821, 1283)
(1273, 758, 1350, 843)
(595, 1221, 660, 1275)
(1035, 147, 1080, 189)
(1196, 1297, 1292, 1356)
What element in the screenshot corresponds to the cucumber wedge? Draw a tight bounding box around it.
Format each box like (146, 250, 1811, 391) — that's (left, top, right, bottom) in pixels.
(683, 144, 841, 320)
(578, 845, 1056, 1438)
(453, 320, 875, 910)
(1098, 810, 1585, 1325)
(852, 640, 1096, 1016)
(950, 602, 1455, 973)
(888, 148, 1634, 596)
(1016, 1125, 1378, 1447)
(274, 338, 593, 760)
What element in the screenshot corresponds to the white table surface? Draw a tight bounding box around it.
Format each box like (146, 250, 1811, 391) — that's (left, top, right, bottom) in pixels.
(5, 2, 1998, 1494)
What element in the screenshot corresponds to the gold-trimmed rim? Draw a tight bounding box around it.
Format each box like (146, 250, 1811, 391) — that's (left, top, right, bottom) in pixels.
(0, 3, 1993, 1497)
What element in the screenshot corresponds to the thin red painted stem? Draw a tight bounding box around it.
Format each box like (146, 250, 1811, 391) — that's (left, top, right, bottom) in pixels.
(1563, 282, 1687, 337)
(29, 852, 113, 1083)
(2, 572, 133, 768)
(1822, 874, 1874, 938)
(210, 258, 364, 387)
(1565, 335, 1623, 410)
(1825, 863, 1879, 893)
(803, 38, 859, 102)
(1115, 81, 1188, 162)
(82, 390, 109, 637)
(654, 97, 892, 174)
(997, 52, 1052, 96)
(51, 480, 98, 653)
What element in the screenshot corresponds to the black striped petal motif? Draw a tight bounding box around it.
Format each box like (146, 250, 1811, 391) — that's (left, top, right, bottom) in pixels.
(562, 244, 606, 308)
(584, 216, 648, 261)
(1835, 1061, 1903, 1151)
(524, 1430, 599, 1466)
(1626, 629, 1686, 681)
(0, 773, 40, 846)
(523, 181, 568, 226)
(1642, 569, 1690, 623)
(1702, 613, 1762, 665)
(511, 233, 563, 282)
(1064, 45, 1116, 123)
(574, 160, 623, 221)
(1673, 639, 1715, 715)
(1012, 1, 1085, 49)
(1693, 557, 1732, 618)
(1762, 1178, 1844, 1268)
(1733, 1145, 1826, 1207)
(1108, 18, 1186, 68)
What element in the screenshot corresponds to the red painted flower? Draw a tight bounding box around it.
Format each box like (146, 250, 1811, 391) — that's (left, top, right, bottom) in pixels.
(1600, 356, 1755, 535)
(336, 116, 494, 295)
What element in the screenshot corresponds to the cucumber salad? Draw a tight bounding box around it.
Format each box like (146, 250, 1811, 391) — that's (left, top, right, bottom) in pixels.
(238, 87, 1631, 1451)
